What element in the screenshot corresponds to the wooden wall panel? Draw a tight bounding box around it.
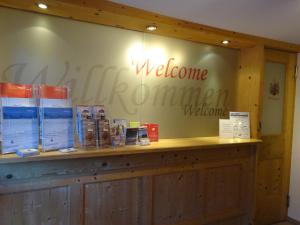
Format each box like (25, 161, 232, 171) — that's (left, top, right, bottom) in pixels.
(256, 159, 283, 224)
(153, 171, 204, 225)
(236, 45, 264, 139)
(0, 147, 251, 188)
(0, 186, 69, 225)
(257, 159, 282, 196)
(204, 165, 242, 217)
(69, 184, 84, 225)
(84, 177, 150, 225)
(259, 135, 284, 160)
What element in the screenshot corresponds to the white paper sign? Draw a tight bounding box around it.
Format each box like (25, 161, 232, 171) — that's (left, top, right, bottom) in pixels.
(219, 119, 234, 138)
(229, 112, 250, 139)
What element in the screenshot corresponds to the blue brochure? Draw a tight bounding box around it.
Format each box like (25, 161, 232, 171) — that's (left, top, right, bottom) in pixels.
(39, 99, 74, 151)
(0, 98, 38, 154)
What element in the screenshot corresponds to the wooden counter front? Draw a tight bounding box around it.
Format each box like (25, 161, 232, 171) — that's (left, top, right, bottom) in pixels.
(0, 137, 260, 225)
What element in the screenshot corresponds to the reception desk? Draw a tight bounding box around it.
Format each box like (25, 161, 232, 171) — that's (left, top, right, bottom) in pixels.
(0, 137, 260, 225)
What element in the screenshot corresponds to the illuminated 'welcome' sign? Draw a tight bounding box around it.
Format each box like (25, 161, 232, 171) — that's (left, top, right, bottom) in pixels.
(0, 7, 238, 138)
(132, 57, 208, 81)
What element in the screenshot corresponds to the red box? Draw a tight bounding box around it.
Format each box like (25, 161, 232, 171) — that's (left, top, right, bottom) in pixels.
(39, 85, 68, 99)
(0, 82, 33, 98)
(143, 123, 159, 142)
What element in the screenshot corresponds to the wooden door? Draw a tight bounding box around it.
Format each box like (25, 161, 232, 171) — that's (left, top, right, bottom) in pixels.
(255, 49, 297, 225)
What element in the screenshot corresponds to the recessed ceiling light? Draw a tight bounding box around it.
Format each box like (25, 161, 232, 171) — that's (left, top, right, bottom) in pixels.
(222, 40, 230, 45)
(146, 25, 157, 31)
(37, 3, 48, 9)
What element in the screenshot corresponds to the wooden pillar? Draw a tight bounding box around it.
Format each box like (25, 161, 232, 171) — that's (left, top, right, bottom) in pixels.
(236, 45, 264, 139)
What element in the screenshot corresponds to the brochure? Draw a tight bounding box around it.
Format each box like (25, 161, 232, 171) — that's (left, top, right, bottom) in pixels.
(76, 105, 93, 147)
(111, 119, 127, 147)
(1, 99, 39, 154)
(81, 119, 97, 147)
(97, 119, 111, 147)
(39, 105, 74, 151)
(39, 85, 74, 151)
(0, 83, 38, 154)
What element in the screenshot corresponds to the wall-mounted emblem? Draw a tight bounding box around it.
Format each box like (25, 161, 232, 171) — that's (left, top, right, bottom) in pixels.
(269, 79, 280, 97)
(268, 77, 281, 101)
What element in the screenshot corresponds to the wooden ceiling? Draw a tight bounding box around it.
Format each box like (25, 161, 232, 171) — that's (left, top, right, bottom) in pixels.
(0, 0, 300, 52)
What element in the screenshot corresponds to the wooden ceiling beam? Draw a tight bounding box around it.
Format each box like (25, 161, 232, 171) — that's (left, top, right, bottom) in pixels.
(0, 0, 299, 52)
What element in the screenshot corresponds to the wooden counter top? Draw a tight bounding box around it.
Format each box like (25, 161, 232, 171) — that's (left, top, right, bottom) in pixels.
(0, 136, 261, 164)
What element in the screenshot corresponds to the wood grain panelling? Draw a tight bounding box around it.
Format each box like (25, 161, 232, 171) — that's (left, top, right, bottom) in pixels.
(256, 158, 283, 224)
(84, 178, 146, 225)
(0, 0, 299, 52)
(0, 187, 69, 225)
(69, 184, 84, 225)
(259, 135, 284, 160)
(204, 165, 241, 217)
(0, 146, 252, 186)
(153, 171, 204, 225)
(255, 50, 297, 225)
(236, 45, 264, 139)
(0, 143, 259, 225)
(257, 159, 282, 196)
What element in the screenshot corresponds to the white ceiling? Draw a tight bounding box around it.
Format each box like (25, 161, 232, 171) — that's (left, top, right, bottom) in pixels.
(111, 0, 300, 44)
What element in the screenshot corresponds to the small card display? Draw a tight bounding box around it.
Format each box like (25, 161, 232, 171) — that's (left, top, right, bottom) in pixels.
(126, 128, 138, 145)
(143, 123, 159, 142)
(138, 127, 150, 145)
